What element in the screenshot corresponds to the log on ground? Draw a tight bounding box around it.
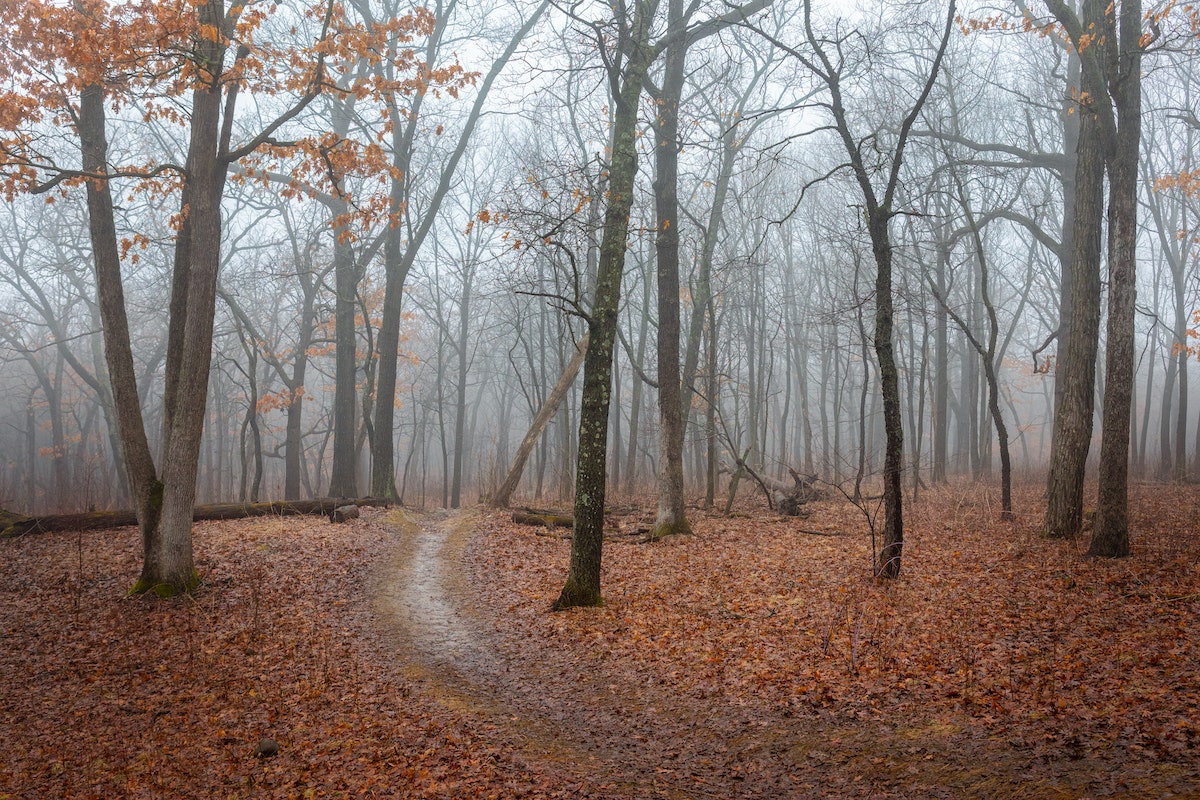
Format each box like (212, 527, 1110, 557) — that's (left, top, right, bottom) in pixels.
(0, 497, 391, 538)
(511, 510, 574, 529)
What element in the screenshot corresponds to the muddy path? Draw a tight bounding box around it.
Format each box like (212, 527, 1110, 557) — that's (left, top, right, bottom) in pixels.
(370, 509, 1188, 799)
(372, 509, 648, 796)
(372, 508, 798, 798)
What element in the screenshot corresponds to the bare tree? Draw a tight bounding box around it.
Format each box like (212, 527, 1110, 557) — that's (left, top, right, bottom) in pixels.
(763, 0, 956, 577)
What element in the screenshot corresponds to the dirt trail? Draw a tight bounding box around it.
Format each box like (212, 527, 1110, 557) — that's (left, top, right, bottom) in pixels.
(372, 509, 894, 799)
(370, 509, 1189, 800)
(373, 509, 659, 797)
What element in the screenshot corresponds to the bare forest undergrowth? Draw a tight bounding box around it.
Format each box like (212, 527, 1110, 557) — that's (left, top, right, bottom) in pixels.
(1, 482, 1199, 798)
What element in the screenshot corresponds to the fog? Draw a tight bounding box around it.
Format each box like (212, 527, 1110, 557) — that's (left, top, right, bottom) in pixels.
(0, 0, 1195, 519)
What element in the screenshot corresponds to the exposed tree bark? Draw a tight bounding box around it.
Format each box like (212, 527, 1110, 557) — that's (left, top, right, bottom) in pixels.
(650, 0, 691, 539)
(1092, 0, 1142, 558)
(554, 0, 659, 611)
(327, 108, 360, 499)
(79, 82, 169, 591)
(148, 1, 232, 595)
(553, 0, 771, 609)
(1043, 0, 1112, 539)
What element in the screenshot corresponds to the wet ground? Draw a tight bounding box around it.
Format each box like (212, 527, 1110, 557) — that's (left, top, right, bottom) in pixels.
(371, 509, 1200, 799)
(373, 509, 657, 797)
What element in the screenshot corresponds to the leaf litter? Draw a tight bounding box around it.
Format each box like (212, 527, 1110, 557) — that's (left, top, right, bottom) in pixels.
(0, 480, 1197, 798)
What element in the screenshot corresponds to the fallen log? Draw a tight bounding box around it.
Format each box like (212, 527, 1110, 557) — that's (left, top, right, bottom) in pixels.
(0, 497, 391, 538)
(511, 510, 574, 529)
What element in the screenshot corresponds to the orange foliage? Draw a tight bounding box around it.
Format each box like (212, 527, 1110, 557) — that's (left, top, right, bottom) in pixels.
(255, 386, 304, 414)
(0, 0, 474, 237)
(1156, 168, 1200, 198)
(1174, 309, 1200, 361)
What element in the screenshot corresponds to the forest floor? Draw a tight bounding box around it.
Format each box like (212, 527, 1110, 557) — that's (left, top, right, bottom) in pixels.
(1, 481, 1198, 798)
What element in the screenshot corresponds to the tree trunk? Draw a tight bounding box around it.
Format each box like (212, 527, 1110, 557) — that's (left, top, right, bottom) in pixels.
(705, 297, 719, 508)
(148, 29, 229, 594)
(651, 0, 691, 538)
(1, 497, 391, 537)
(932, 201, 950, 483)
(1045, 0, 1108, 539)
(800, 0, 955, 577)
(79, 82, 168, 591)
(1092, 0, 1141, 558)
(1054, 50, 1082, 418)
(554, 1, 658, 611)
(868, 216, 906, 579)
(491, 334, 589, 508)
(624, 262, 651, 493)
(329, 215, 359, 499)
(450, 270, 472, 508)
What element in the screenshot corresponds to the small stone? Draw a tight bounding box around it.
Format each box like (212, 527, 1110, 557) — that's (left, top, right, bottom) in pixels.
(254, 738, 279, 758)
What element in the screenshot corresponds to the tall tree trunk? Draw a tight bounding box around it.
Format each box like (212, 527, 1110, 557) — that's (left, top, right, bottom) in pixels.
(554, 0, 658, 611)
(1045, 0, 1108, 538)
(932, 202, 950, 483)
(151, 30, 228, 593)
(625, 244, 652, 492)
(704, 297, 719, 508)
(651, 0, 691, 538)
(1054, 50, 1082, 417)
(328, 215, 359, 499)
(450, 272, 472, 508)
(681, 99, 738, 439)
(868, 216, 906, 578)
(1092, 0, 1141, 558)
(1159, 346, 1176, 478)
(79, 83, 167, 590)
(797, 0, 955, 577)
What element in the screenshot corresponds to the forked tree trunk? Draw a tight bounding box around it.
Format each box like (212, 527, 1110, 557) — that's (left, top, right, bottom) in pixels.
(1045, 0, 1108, 539)
(796, 0, 955, 577)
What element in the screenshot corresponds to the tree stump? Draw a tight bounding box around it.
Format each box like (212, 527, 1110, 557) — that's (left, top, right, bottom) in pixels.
(329, 505, 360, 523)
